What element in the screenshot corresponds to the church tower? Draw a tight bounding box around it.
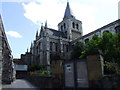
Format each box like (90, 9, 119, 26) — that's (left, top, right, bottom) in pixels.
(58, 2, 83, 40)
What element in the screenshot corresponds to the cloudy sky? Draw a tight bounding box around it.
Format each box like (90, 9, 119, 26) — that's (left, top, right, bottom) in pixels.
(0, 0, 119, 58)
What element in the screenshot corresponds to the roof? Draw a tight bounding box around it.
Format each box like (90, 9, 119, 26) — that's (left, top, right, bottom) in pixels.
(63, 2, 75, 19)
(48, 28, 67, 38)
(13, 59, 27, 65)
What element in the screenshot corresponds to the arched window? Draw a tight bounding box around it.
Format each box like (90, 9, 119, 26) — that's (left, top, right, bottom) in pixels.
(55, 43, 58, 52)
(103, 30, 109, 33)
(76, 24, 79, 29)
(72, 22, 75, 28)
(64, 23, 66, 29)
(61, 25, 63, 31)
(85, 38, 89, 44)
(115, 25, 120, 33)
(50, 42, 53, 51)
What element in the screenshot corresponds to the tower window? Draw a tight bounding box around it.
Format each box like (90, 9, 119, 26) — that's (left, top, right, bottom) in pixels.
(76, 24, 79, 29)
(61, 25, 63, 31)
(72, 22, 75, 28)
(64, 23, 66, 29)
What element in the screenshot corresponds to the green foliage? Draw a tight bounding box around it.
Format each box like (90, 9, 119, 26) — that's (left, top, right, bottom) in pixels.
(80, 34, 102, 58)
(30, 70, 52, 77)
(40, 70, 51, 76)
(28, 65, 51, 76)
(104, 61, 117, 72)
(80, 32, 120, 62)
(28, 65, 45, 71)
(73, 32, 120, 74)
(71, 41, 84, 59)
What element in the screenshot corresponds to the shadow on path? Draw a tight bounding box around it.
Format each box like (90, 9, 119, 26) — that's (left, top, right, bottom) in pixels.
(2, 79, 38, 90)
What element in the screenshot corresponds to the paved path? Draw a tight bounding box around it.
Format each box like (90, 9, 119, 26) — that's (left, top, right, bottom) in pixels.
(2, 79, 38, 90)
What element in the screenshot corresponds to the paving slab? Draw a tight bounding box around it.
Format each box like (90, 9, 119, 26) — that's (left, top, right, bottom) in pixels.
(2, 79, 38, 90)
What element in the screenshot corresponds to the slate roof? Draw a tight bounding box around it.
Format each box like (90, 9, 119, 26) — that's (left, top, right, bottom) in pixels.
(48, 28, 67, 38)
(63, 2, 75, 19)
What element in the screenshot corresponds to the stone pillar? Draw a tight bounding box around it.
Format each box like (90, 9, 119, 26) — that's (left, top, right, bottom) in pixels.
(86, 50, 104, 88)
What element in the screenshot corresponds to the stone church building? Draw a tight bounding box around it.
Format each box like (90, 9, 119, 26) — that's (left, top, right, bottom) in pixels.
(22, 2, 120, 69)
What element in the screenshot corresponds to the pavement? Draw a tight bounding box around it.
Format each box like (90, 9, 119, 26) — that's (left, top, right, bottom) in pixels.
(2, 79, 38, 90)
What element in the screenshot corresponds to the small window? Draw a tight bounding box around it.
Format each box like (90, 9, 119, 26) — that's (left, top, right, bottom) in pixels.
(115, 25, 120, 33)
(72, 22, 75, 28)
(103, 30, 109, 33)
(64, 23, 66, 29)
(61, 26, 63, 31)
(55, 43, 58, 52)
(76, 24, 79, 29)
(85, 38, 89, 44)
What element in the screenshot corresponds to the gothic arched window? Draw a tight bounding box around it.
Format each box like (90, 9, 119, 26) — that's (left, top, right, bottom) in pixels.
(115, 25, 120, 33)
(76, 24, 79, 29)
(103, 30, 110, 34)
(61, 25, 63, 31)
(64, 23, 66, 29)
(72, 22, 75, 28)
(55, 43, 58, 52)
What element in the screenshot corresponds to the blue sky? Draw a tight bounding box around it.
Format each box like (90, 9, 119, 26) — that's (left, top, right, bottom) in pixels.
(0, 0, 119, 58)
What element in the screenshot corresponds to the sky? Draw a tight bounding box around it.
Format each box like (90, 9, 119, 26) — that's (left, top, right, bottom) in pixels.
(0, 0, 120, 58)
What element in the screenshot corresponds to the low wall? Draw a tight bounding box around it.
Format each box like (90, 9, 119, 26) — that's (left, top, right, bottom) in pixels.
(25, 75, 52, 88)
(102, 75, 120, 88)
(89, 75, 120, 88)
(16, 71, 28, 79)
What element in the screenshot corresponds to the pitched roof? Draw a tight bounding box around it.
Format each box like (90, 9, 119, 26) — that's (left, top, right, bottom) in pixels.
(48, 28, 67, 38)
(63, 2, 75, 19)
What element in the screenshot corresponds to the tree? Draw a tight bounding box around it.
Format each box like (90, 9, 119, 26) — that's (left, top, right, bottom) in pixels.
(71, 41, 85, 59)
(80, 32, 120, 74)
(80, 34, 102, 59)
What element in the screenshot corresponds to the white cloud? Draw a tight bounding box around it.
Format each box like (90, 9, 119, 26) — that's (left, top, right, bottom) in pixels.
(22, 0, 65, 29)
(6, 31, 22, 38)
(22, 0, 119, 35)
(22, 0, 97, 34)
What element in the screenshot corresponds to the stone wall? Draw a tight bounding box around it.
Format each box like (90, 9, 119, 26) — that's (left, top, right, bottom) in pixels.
(86, 50, 104, 88)
(87, 52, 104, 81)
(25, 75, 52, 88)
(102, 75, 120, 88)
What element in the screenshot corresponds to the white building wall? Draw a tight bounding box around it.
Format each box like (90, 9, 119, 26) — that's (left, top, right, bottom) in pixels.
(14, 65, 28, 71)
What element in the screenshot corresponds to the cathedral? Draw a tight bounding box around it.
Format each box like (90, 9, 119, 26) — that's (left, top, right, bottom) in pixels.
(22, 2, 82, 68)
(21, 2, 120, 69)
